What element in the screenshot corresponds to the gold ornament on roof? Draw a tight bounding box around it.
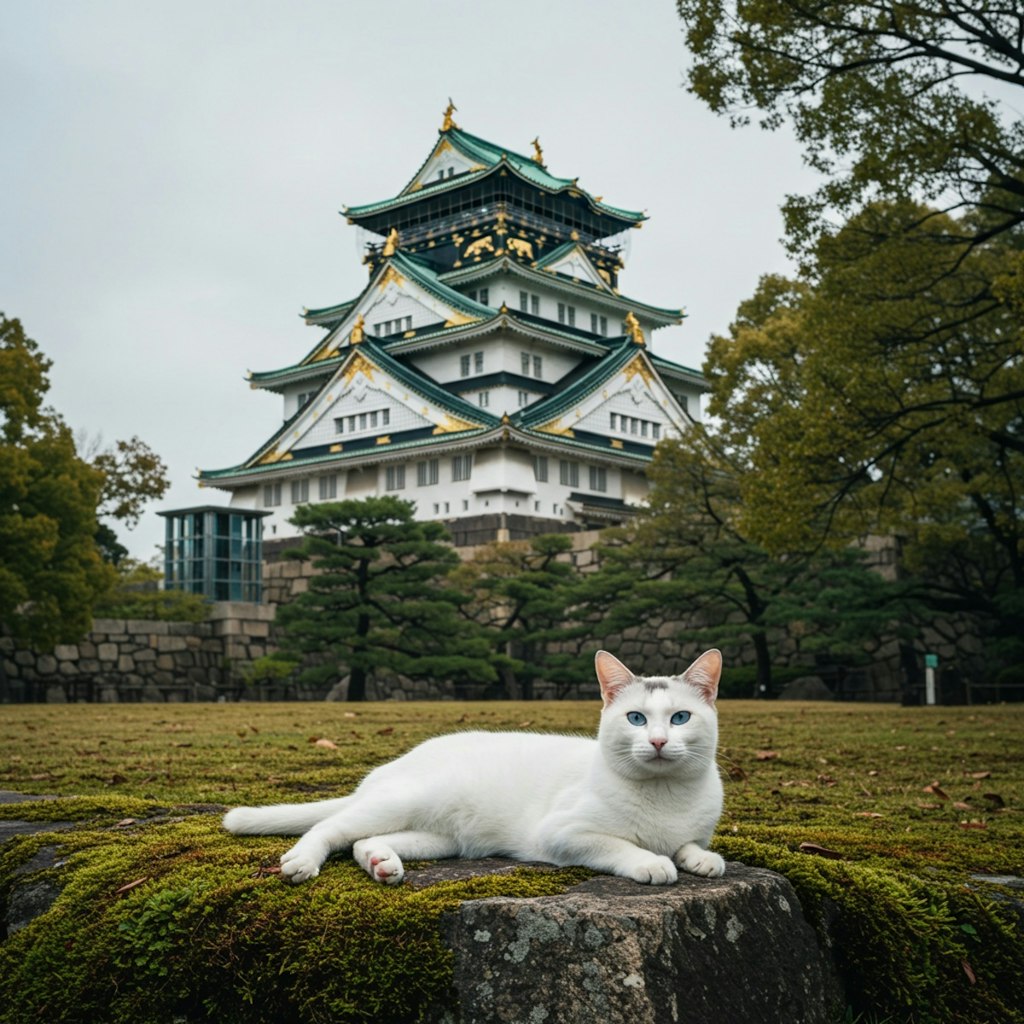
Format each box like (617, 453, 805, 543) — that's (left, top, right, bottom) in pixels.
(350, 314, 365, 345)
(531, 137, 544, 165)
(624, 311, 644, 346)
(382, 228, 399, 257)
(442, 99, 458, 132)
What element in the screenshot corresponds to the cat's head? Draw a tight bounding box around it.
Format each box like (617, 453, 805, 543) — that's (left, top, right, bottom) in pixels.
(594, 650, 721, 781)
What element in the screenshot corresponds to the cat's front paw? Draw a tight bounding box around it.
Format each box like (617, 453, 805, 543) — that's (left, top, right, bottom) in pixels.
(353, 839, 405, 885)
(625, 854, 678, 886)
(675, 843, 726, 878)
(280, 840, 327, 884)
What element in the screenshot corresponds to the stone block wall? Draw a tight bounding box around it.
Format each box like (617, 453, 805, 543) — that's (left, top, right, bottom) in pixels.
(1, 604, 275, 703)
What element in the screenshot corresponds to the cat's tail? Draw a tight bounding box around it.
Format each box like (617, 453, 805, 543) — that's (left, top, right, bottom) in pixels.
(222, 797, 352, 836)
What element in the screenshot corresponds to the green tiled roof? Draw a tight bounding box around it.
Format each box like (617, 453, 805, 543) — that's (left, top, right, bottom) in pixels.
(439, 256, 684, 325)
(202, 338, 500, 481)
(513, 339, 642, 429)
(344, 126, 645, 228)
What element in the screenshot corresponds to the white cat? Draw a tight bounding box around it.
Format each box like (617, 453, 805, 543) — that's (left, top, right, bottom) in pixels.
(223, 649, 726, 886)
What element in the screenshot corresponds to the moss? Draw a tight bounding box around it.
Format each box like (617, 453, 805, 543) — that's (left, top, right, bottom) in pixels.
(0, 815, 591, 1024)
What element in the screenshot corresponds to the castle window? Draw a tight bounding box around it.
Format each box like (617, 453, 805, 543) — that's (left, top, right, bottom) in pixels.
(290, 479, 309, 504)
(519, 290, 528, 311)
(558, 303, 576, 326)
(521, 352, 530, 375)
(385, 465, 406, 491)
(533, 355, 543, 378)
(559, 460, 579, 487)
(452, 454, 473, 482)
(416, 459, 439, 486)
(297, 390, 317, 411)
(335, 408, 389, 434)
(518, 390, 530, 407)
(478, 288, 489, 306)
(318, 474, 337, 500)
(474, 351, 484, 373)
(534, 456, 548, 482)
(478, 391, 489, 408)
(589, 466, 608, 492)
(262, 482, 282, 507)
(590, 313, 608, 336)
(531, 294, 540, 315)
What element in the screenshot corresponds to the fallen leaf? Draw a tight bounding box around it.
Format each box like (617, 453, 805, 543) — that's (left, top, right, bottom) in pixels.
(982, 793, 1006, 809)
(114, 877, 150, 897)
(953, 801, 972, 811)
(517, 721, 533, 728)
(962, 960, 976, 985)
(113, 818, 138, 828)
(966, 771, 991, 780)
(853, 812, 884, 818)
(342, 711, 358, 718)
(799, 842, 844, 860)
(756, 750, 779, 761)
(251, 864, 281, 877)
(922, 782, 950, 801)
(314, 738, 338, 750)
(105, 773, 128, 786)
(918, 802, 942, 810)
(377, 727, 395, 736)
(959, 820, 988, 830)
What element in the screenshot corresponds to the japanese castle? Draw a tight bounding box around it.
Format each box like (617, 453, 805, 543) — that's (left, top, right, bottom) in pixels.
(198, 104, 705, 548)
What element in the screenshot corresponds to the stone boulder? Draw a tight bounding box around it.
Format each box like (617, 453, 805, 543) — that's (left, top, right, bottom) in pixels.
(441, 862, 842, 1024)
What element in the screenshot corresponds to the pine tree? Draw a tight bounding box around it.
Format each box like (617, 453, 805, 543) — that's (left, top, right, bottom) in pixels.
(272, 496, 495, 701)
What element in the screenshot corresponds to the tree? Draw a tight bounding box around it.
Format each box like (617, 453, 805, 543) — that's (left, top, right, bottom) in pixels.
(271, 496, 495, 701)
(77, 431, 170, 563)
(0, 315, 115, 654)
(676, 4, 1024, 674)
(703, 207, 1024, 669)
(451, 534, 582, 699)
(677, 1, 1024, 253)
(578, 428, 908, 697)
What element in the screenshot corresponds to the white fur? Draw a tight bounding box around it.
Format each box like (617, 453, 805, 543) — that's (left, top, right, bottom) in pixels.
(223, 650, 726, 885)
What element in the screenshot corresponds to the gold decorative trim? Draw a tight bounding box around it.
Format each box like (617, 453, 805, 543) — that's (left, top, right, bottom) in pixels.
(378, 265, 405, 290)
(376, 435, 391, 445)
(624, 354, 653, 385)
(443, 311, 477, 328)
(432, 414, 477, 434)
(330, 443, 343, 453)
(537, 419, 575, 438)
(343, 352, 376, 385)
(610, 439, 624, 449)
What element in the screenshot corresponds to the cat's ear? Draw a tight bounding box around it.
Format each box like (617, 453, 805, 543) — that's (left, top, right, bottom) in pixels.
(683, 649, 722, 705)
(595, 650, 635, 707)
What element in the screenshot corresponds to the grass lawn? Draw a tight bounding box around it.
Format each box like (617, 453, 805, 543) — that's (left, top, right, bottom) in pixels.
(1, 698, 1022, 1023)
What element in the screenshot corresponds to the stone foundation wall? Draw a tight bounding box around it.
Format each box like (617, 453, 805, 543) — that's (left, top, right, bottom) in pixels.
(1, 604, 275, 703)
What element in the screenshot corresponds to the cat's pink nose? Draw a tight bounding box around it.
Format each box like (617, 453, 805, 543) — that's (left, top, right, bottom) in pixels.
(650, 737, 667, 751)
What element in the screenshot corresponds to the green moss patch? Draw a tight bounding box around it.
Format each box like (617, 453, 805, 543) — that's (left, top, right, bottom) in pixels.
(1, 815, 590, 1023)
(2, 700, 1022, 1023)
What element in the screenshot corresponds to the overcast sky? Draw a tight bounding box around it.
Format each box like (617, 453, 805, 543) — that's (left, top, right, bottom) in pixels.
(2, 1, 818, 564)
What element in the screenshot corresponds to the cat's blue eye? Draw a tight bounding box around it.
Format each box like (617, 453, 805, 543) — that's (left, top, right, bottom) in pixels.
(670, 711, 691, 726)
(626, 711, 647, 727)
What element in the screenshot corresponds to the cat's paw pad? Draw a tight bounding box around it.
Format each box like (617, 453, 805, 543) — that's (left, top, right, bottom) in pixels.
(676, 844, 726, 878)
(353, 840, 405, 885)
(627, 855, 678, 886)
(280, 845, 323, 884)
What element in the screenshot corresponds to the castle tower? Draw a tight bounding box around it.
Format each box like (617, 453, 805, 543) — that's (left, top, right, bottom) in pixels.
(199, 108, 705, 545)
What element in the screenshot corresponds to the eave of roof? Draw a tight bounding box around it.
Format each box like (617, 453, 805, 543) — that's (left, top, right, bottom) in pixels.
(438, 256, 684, 325)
